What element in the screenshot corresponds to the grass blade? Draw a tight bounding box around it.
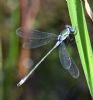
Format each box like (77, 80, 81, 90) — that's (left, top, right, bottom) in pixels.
(66, 0, 93, 98)
(0, 39, 3, 100)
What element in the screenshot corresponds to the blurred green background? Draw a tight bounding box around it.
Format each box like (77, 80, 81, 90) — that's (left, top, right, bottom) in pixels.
(0, 0, 92, 100)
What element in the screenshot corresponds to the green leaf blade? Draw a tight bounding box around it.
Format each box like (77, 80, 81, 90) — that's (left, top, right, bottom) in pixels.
(67, 0, 93, 98)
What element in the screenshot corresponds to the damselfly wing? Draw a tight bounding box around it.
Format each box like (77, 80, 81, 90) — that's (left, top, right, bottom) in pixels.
(59, 42, 79, 78)
(16, 28, 57, 48)
(59, 42, 71, 70)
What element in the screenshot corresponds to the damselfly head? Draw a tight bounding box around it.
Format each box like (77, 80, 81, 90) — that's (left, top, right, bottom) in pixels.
(65, 25, 76, 34)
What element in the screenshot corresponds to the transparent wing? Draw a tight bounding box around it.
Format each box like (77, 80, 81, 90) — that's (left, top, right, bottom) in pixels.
(23, 37, 56, 48)
(59, 42, 71, 70)
(68, 58, 80, 79)
(59, 42, 79, 78)
(16, 28, 57, 39)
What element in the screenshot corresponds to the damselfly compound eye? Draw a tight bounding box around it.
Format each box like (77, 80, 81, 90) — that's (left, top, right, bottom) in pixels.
(65, 25, 75, 33)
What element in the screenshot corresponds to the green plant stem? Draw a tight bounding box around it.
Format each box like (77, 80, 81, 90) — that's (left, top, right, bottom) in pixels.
(66, 0, 93, 98)
(0, 39, 3, 100)
(3, 9, 19, 100)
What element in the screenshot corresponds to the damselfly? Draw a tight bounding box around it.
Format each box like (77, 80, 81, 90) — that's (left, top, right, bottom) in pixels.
(16, 25, 79, 86)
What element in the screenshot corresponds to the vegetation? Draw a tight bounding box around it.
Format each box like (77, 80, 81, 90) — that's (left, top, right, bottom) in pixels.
(67, 0, 93, 98)
(0, 0, 93, 100)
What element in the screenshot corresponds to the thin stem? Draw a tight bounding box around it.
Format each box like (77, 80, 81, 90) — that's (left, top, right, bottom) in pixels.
(0, 39, 3, 100)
